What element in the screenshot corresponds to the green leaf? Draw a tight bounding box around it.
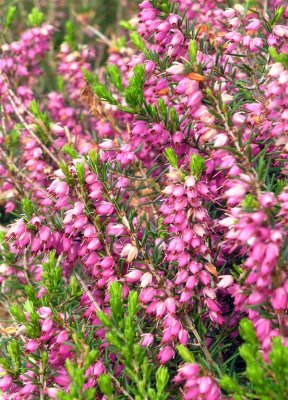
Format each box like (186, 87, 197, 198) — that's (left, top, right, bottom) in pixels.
(88, 149, 99, 165)
(269, 47, 288, 69)
(176, 345, 195, 363)
(92, 82, 118, 105)
(164, 147, 178, 168)
(130, 32, 145, 51)
(125, 64, 145, 109)
(62, 144, 78, 159)
(156, 366, 169, 394)
(5, 6, 17, 29)
(76, 163, 85, 185)
(83, 349, 98, 369)
(220, 375, 242, 394)
(107, 64, 124, 92)
(127, 291, 139, 317)
(9, 127, 19, 147)
(59, 161, 75, 186)
(190, 154, 205, 179)
(97, 311, 112, 328)
(241, 194, 259, 212)
(98, 374, 113, 396)
(22, 198, 34, 219)
(64, 20, 77, 50)
(28, 8, 44, 27)
(271, 5, 285, 27)
(158, 99, 168, 124)
(42, 251, 62, 294)
(29, 100, 50, 129)
(239, 319, 257, 344)
(169, 107, 179, 131)
(7, 340, 20, 374)
(109, 281, 123, 322)
(10, 305, 26, 323)
(82, 68, 99, 86)
(23, 299, 35, 314)
(69, 275, 80, 296)
(120, 20, 135, 31)
(189, 39, 197, 64)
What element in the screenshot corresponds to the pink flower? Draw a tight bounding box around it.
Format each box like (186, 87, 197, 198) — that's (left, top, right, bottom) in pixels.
(0, 376, 13, 390)
(97, 201, 115, 216)
(26, 339, 40, 352)
(246, 19, 261, 31)
(54, 374, 70, 387)
(125, 269, 143, 283)
(39, 226, 51, 242)
(217, 275, 234, 288)
(259, 192, 275, 208)
(45, 388, 59, 399)
(158, 346, 175, 363)
(140, 333, 154, 347)
(271, 287, 287, 311)
(42, 318, 53, 332)
(273, 25, 288, 38)
(178, 363, 200, 378)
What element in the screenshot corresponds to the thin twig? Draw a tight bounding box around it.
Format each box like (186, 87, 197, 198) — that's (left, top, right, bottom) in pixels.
(72, 11, 113, 47)
(109, 373, 134, 400)
(74, 272, 102, 313)
(1, 81, 59, 165)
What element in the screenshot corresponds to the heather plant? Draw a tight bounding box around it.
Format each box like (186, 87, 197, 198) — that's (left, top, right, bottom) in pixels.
(0, 0, 288, 399)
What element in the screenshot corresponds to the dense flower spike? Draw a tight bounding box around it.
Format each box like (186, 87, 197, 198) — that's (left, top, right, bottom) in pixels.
(0, 0, 288, 399)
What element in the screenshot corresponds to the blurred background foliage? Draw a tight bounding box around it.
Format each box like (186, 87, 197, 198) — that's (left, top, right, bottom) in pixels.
(0, 0, 138, 33)
(0, 0, 138, 225)
(0, 0, 138, 53)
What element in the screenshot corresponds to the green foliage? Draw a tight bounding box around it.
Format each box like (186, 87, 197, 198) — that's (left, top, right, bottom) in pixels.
(120, 20, 136, 31)
(164, 147, 178, 168)
(130, 32, 146, 51)
(83, 67, 124, 106)
(27, 8, 44, 27)
(220, 319, 288, 400)
(98, 374, 113, 398)
(22, 198, 34, 220)
(177, 345, 196, 363)
(10, 299, 40, 338)
(58, 346, 98, 400)
(62, 144, 79, 159)
(76, 162, 85, 186)
(29, 100, 50, 143)
(9, 127, 19, 148)
(82, 68, 99, 86)
(241, 194, 259, 212)
(59, 161, 75, 187)
(5, 6, 17, 29)
(93, 0, 119, 34)
(112, 36, 127, 51)
(150, 0, 170, 14)
(270, 5, 285, 27)
(92, 82, 118, 105)
(97, 282, 170, 399)
(42, 251, 62, 295)
(107, 64, 124, 92)
(64, 21, 78, 51)
(125, 64, 145, 109)
(188, 39, 197, 64)
(0, 339, 21, 378)
(190, 154, 205, 179)
(269, 47, 288, 69)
